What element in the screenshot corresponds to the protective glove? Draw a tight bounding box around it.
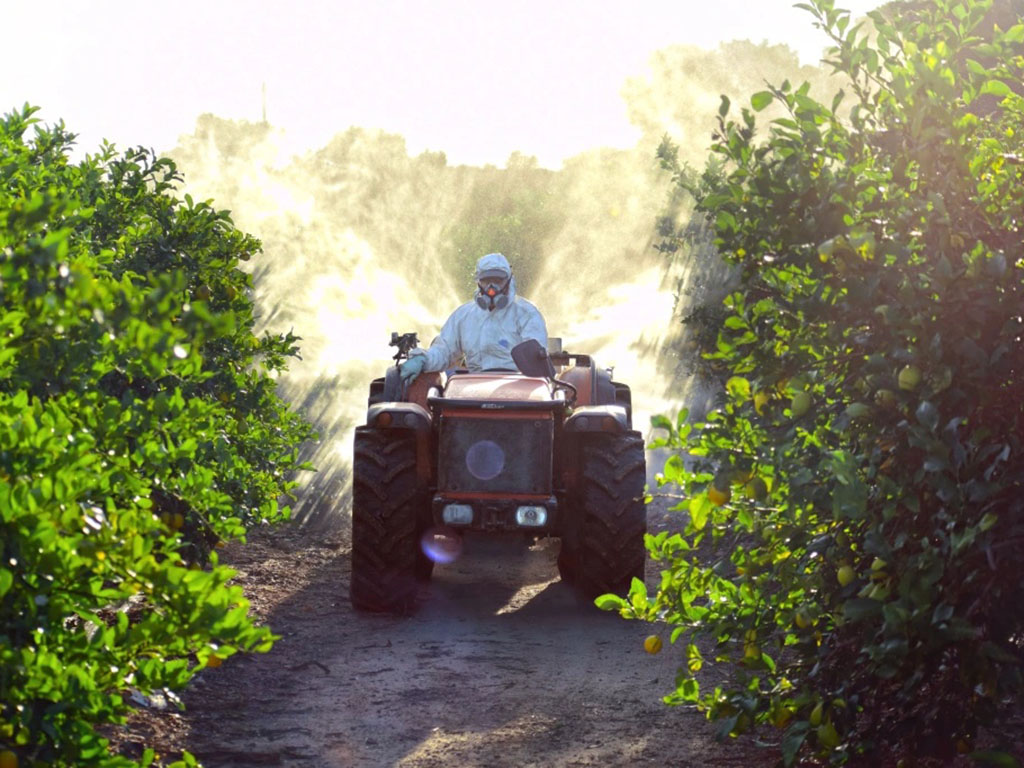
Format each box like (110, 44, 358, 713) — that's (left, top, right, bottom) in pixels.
(400, 353, 426, 384)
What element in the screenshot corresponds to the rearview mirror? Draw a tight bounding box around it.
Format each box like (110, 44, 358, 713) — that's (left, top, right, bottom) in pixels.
(511, 339, 556, 378)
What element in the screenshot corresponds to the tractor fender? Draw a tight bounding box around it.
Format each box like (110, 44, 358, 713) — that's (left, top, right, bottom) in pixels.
(564, 405, 630, 434)
(364, 403, 434, 484)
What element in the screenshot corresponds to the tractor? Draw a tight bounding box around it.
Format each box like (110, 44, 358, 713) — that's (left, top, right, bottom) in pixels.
(349, 332, 646, 613)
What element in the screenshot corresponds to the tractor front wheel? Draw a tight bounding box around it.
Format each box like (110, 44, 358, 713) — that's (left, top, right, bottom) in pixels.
(574, 431, 647, 600)
(350, 427, 424, 613)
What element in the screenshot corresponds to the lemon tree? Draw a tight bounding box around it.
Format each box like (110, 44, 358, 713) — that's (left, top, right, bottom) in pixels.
(0, 106, 314, 766)
(603, 1, 1024, 764)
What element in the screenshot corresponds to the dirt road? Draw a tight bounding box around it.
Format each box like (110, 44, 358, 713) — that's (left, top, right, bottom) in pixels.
(118, 505, 770, 767)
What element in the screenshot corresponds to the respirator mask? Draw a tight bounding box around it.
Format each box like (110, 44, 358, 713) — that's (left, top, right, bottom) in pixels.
(475, 272, 511, 311)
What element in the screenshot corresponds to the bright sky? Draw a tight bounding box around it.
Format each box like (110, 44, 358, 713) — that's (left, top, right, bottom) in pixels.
(5, 0, 878, 168)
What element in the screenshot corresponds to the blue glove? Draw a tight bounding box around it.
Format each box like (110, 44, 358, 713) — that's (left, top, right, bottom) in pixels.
(400, 355, 426, 384)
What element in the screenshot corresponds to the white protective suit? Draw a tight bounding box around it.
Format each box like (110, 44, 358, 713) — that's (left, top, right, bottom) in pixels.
(411, 253, 548, 373)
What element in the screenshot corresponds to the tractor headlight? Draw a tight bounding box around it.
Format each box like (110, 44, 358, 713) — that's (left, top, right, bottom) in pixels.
(442, 504, 474, 525)
(515, 506, 548, 527)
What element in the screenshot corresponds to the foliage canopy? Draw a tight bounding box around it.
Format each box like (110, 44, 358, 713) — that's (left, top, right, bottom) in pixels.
(604, 0, 1024, 763)
(0, 105, 314, 766)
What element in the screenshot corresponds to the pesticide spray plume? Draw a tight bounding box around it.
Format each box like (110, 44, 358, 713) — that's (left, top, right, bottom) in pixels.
(168, 41, 838, 530)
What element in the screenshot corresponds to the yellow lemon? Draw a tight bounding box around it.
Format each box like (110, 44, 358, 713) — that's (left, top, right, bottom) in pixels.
(772, 706, 793, 728)
(837, 565, 856, 587)
(708, 485, 731, 506)
(753, 391, 770, 414)
(875, 388, 898, 408)
(898, 365, 921, 390)
(643, 635, 663, 654)
(810, 701, 824, 726)
(790, 391, 812, 417)
(744, 477, 768, 501)
(817, 720, 840, 749)
(845, 402, 871, 420)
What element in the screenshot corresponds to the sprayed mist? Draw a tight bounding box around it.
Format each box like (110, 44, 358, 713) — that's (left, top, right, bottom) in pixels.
(168, 40, 840, 529)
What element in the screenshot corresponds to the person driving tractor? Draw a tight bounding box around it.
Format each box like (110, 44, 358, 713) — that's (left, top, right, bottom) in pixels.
(399, 253, 547, 383)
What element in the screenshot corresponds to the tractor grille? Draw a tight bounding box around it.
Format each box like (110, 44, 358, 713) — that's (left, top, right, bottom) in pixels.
(438, 415, 553, 495)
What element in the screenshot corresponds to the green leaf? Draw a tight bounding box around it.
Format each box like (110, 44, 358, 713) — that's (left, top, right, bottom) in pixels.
(677, 676, 700, 701)
(662, 454, 686, 485)
(689, 494, 712, 532)
(915, 401, 939, 432)
(726, 376, 751, 399)
(751, 91, 775, 111)
(965, 58, 989, 76)
(650, 414, 673, 433)
(844, 598, 883, 622)
(718, 94, 731, 117)
(594, 593, 627, 611)
(629, 577, 649, 614)
(0, 567, 12, 598)
(980, 80, 1012, 97)
(781, 722, 810, 766)
(1002, 24, 1024, 44)
(686, 642, 703, 673)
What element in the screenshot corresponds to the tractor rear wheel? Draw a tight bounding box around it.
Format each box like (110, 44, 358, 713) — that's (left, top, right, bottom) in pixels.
(350, 427, 424, 613)
(574, 431, 646, 600)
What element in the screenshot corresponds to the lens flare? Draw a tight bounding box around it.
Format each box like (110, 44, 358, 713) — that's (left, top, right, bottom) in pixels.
(465, 439, 504, 480)
(420, 526, 463, 564)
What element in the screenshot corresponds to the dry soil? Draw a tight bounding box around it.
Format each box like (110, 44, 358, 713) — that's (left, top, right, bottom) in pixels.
(110, 502, 778, 767)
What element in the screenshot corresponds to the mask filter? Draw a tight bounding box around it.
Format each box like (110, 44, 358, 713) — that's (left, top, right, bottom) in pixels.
(475, 293, 510, 311)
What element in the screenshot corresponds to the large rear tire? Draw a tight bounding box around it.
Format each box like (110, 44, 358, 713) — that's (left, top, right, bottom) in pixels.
(574, 431, 647, 600)
(350, 427, 424, 613)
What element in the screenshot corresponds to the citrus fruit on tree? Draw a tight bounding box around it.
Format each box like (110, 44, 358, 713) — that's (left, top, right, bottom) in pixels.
(743, 629, 761, 659)
(898, 365, 921, 390)
(744, 477, 768, 501)
(753, 391, 770, 414)
(837, 565, 856, 587)
(708, 484, 731, 506)
(810, 701, 824, 726)
(875, 388, 898, 408)
(644, 635, 663, 654)
(0, 750, 17, 768)
(772, 705, 793, 728)
(790, 390, 812, 417)
(845, 402, 871, 420)
(817, 720, 840, 749)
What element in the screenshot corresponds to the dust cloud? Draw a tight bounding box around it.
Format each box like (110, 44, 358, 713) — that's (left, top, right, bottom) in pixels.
(167, 40, 840, 529)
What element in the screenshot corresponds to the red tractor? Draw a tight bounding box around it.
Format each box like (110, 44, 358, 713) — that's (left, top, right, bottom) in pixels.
(349, 333, 646, 613)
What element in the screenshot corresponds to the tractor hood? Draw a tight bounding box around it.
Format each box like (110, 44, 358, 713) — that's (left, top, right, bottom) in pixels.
(443, 373, 554, 402)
